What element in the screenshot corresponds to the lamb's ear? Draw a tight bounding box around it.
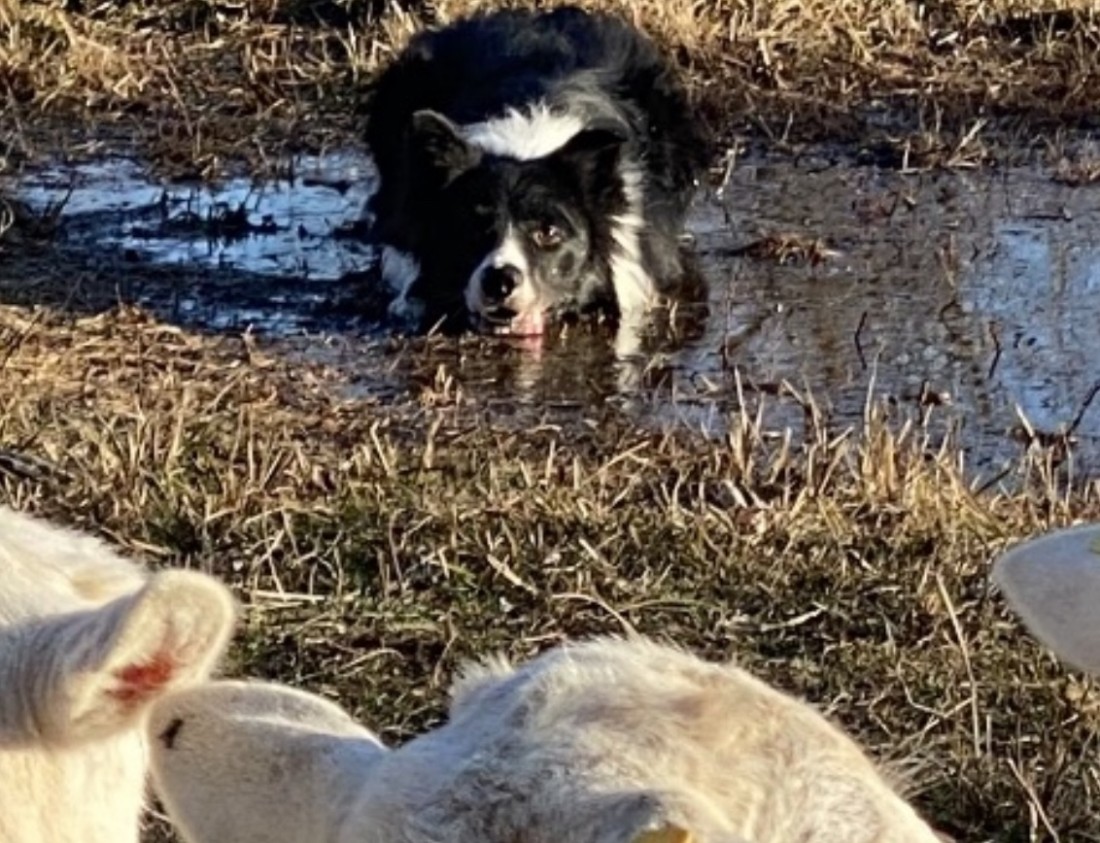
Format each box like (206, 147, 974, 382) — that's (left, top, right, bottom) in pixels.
(410, 109, 481, 182)
(148, 680, 387, 843)
(0, 569, 234, 745)
(993, 523, 1100, 673)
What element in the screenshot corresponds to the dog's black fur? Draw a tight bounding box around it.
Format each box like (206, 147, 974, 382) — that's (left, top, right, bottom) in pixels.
(362, 5, 711, 333)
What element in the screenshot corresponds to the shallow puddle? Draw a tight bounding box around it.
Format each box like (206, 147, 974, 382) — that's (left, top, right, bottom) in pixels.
(6, 152, 1099, 478)
(14, 152, 378, 282)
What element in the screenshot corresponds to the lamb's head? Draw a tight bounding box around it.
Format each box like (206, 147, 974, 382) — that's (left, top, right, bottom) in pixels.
(993, 522, 1100, 673)
(146, 679, 710, 843)
(0, 505, 236, 746)
(0, 569, 235, 746)
(146, 681, 388, 843)
(0, 505, 236, 843)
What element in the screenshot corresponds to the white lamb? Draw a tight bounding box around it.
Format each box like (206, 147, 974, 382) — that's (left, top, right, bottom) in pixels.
(147, 636, 943, 843)
(0, 505, 235, 843)
(994, 522, 1100, 673)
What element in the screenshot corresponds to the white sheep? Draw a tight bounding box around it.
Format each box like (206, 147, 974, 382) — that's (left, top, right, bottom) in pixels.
(147, 635, 942, 843)
(993, 522, 1100, 673)
(0, 505, 235, 843)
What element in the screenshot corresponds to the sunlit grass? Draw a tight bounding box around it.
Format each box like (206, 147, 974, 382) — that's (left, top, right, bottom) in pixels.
(2, 0, 1099, 170)
(0, 304, 1097, 841)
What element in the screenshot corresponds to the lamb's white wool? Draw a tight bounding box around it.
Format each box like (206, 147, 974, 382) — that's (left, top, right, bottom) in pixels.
(462, 103, 587, 160)
(149, 682, 387, 843)
(149, 636, 941, 843)
(608, 164, 655, 315)
(993, 522, 1100, 673)
(0, 506, 235, 843)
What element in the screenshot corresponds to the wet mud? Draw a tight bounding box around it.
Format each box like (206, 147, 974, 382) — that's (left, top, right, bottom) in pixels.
(5, 150, 1099, 477)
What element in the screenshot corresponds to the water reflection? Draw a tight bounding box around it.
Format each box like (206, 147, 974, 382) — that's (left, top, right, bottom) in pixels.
(8, 153, 1099, 475)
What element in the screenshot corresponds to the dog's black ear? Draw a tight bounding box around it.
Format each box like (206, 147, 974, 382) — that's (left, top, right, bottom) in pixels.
(410, 109, 481, 182)
(553, 127, 627, 181)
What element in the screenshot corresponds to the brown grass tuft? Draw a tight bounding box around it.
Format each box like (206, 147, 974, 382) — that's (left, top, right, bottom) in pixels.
(3, 0, 1100, 170)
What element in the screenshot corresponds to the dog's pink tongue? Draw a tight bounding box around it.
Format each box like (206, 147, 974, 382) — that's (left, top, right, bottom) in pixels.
(509, 310, 546, 336)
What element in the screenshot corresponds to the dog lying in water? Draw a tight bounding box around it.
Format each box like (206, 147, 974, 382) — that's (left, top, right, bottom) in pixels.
(361, 6, 711, 337)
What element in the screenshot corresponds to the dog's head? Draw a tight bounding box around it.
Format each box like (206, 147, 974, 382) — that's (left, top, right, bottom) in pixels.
(408, 110, 628, 335)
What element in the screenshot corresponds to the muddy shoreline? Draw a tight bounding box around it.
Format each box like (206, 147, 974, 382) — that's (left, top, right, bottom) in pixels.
(4, 145, 1099, 480)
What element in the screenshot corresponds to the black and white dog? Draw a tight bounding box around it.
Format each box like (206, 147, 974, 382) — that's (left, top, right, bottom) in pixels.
(361, 5, 711, 336)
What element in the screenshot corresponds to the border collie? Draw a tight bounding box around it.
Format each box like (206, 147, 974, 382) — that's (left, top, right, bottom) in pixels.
(361, 5, 711, 336)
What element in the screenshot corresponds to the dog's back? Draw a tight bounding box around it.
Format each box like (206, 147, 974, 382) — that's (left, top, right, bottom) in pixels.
(367, 7, 703, 225)
(370, 10, 643, 134)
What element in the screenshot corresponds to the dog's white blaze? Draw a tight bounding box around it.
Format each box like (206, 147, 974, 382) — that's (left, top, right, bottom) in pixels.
(465, 227, 535, 315)
(462, 103, 585, 161)
(608, 164, 655, 315)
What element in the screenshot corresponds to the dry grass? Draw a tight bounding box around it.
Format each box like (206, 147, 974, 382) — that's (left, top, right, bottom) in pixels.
(727, 231, 839, 265)
(1, 304, 1099, 841)
(1052, 150, 1100, 185)
(3, 2, 1100, 840)
(3, 0, 1100, 172)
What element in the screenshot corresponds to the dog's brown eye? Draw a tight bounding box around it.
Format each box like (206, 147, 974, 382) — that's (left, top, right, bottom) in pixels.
(532, 224, 564, 250)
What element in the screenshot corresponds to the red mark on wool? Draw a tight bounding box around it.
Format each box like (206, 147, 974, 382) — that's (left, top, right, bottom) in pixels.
(109, 651, 177, 705)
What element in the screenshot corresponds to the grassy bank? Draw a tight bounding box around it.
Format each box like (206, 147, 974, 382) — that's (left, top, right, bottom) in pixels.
(1, 304, 1098, 840)
(3, 0, 1100, 173)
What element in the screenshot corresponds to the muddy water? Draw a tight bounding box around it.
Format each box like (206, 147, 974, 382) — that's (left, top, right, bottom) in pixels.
(7, 153, 1100, 477)
(9, 153, 379, 331)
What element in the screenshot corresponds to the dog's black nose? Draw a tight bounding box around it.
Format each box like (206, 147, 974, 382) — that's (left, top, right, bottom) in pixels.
(481, 265, 521, 303)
